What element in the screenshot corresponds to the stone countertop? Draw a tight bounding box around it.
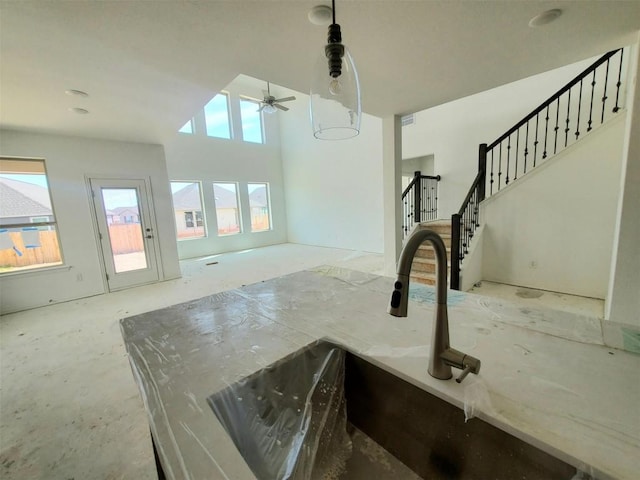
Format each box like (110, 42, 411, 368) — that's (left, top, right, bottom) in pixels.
(120, 267, 639, 480)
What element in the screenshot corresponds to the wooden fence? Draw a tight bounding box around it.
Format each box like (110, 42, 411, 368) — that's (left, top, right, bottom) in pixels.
(0, 231, 62, 268)
(0, 224, 145, 269)
(107, 224, 144, 254)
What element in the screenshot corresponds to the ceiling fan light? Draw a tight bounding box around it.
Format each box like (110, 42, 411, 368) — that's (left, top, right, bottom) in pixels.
(263, 104, 278, 114)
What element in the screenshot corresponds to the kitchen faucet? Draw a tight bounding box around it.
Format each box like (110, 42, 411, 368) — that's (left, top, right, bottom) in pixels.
(388, 228, 481, 383)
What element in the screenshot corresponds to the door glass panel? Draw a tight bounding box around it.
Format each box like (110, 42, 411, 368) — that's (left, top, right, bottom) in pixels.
(100, 188, 148, 273)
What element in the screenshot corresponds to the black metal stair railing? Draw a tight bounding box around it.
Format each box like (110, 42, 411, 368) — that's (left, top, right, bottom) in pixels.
(450, 48, 626, 290)
(402, 171, 441, 237)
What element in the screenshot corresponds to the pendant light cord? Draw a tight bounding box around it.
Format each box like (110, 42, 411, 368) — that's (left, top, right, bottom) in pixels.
(332, 0, 336, 25)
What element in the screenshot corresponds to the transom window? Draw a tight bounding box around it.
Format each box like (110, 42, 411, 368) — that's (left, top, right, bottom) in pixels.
(239, 98, 264, 144)
(204, 93, 232, 139)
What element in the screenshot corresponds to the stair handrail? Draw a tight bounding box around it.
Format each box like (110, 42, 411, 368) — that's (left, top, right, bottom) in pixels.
(487, 49, 622, 151)
(401, 171, 441, 237)
(450, 47, 626, 290)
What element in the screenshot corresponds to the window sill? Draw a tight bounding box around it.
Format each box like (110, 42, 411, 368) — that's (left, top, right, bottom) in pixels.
(0, 264, 72, 279)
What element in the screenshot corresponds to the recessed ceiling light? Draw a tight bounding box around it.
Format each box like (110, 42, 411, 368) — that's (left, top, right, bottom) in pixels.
(65, 89, 89, 97)
(529, 9, 562, 27)
(308, 5, 332, 26)
(68, 107, 89, 114)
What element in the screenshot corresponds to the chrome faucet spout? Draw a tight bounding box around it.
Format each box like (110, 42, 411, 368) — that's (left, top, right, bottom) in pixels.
(388, 227, 481, 382)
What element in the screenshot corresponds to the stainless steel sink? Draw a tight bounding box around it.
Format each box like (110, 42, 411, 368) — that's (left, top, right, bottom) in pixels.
(208, 341, 577, 480)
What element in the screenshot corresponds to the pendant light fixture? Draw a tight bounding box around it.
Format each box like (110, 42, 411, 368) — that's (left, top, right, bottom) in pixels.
(309, 0, 361, 140)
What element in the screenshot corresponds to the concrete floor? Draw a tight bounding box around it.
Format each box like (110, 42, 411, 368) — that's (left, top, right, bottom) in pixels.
(469, 280, 605, 319)
(0, 243, 604, 479)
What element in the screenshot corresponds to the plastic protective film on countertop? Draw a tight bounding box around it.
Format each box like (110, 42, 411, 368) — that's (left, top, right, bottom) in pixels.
(207, 341, 352, 480)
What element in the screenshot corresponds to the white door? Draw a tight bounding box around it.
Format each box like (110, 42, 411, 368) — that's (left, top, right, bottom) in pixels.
(90, 178, 159, 291)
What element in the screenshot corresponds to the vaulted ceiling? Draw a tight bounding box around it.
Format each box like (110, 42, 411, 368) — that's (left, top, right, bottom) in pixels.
(1, 1, 639, 144)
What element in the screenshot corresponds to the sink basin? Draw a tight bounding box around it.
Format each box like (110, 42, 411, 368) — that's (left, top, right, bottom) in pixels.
(208, 340, 577, 479)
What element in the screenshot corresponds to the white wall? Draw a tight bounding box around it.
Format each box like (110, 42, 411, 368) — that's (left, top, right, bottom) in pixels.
(279, 90, 384, 253)
(608, 41, 640, 327)
(402, 56, 598, 217)
(164, 79, 288, 259)
(481, 115, 626, 299)
(0, 129, 180, 314)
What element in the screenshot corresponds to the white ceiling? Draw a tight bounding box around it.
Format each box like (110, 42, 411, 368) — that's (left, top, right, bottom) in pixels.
(1, 1, 639, 145)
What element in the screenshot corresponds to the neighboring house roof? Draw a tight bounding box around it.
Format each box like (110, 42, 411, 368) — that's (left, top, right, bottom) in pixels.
(172, 183, 202, 210)
(213, 184, 238, 209)
(109, 206, 139, 216)
(249, 186, 267, 208)
(0, 177, 52, 219)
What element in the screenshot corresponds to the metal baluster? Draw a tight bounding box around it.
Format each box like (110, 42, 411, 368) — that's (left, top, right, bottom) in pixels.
(523, 121, 529, 174)
(564, 88, 571, 147)
(490, 148, 494, 195)
(587, 70, 596, 132)
(533, 113, 539, 167)
(553, 97, 560, 154)
(543, 105, 550, 159)
(575, 79, 583, 140)
(613, 49, 624, 113)
(505, 135, 511, 185)
(498, 143, 503, 191)
(514, 129, 520, 181)
(465, 203, 470, 255)
(601, 58, 610, 124)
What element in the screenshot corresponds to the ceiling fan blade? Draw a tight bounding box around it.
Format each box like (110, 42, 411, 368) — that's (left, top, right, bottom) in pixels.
(244, 96, 263, 103)
(274, 96, 296, 103)
(257, 104, 266, 112)
(274, 103, 289, 112)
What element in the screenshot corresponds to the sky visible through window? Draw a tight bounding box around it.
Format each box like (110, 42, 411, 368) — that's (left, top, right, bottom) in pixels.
(0, 173, 48, 187)
(179, 120, 193, 134)
(240, 99, 263, 144)
(204, 94, 231, 139)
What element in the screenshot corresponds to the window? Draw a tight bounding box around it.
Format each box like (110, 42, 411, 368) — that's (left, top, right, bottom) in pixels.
(179, 119, 194, 134)
(239, 98, 264, 144)
(213, 182, 241, 236)
(0, 157, 63, 273)
(204, 93, 231, 139)
(171, 181, 206, 240)
(248, 183, 271, 232)
(184, 212, 194, 228)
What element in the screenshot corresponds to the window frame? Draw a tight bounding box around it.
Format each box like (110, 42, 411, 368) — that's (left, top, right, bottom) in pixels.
(0, 157, 65, 275)
(170, 180, 207, 241)
(247, 182, 272, 233)
(212, 181, 242, 236)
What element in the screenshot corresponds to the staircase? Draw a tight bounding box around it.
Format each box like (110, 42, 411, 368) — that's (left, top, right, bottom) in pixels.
(450, 47, 627, 290)
(409, 220, 451, 286)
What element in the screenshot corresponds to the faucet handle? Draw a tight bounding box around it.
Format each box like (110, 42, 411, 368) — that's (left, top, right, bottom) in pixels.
(440, 348, 481, 383)
(456, 355, 481, 383)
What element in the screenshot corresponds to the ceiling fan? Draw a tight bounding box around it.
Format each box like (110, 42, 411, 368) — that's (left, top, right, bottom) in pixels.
(247, 82, 296, 113)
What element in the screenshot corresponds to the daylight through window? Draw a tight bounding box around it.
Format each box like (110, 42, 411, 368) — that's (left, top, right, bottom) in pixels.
(213, 182, 241, 236)
(171, 181, 206, 240)
(248, 183, 271, 232)
(179, 119, 194, 134)
(204, 93, 231, 139)
(0, 158, 64, 273)
(239, 98, 264, 144)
